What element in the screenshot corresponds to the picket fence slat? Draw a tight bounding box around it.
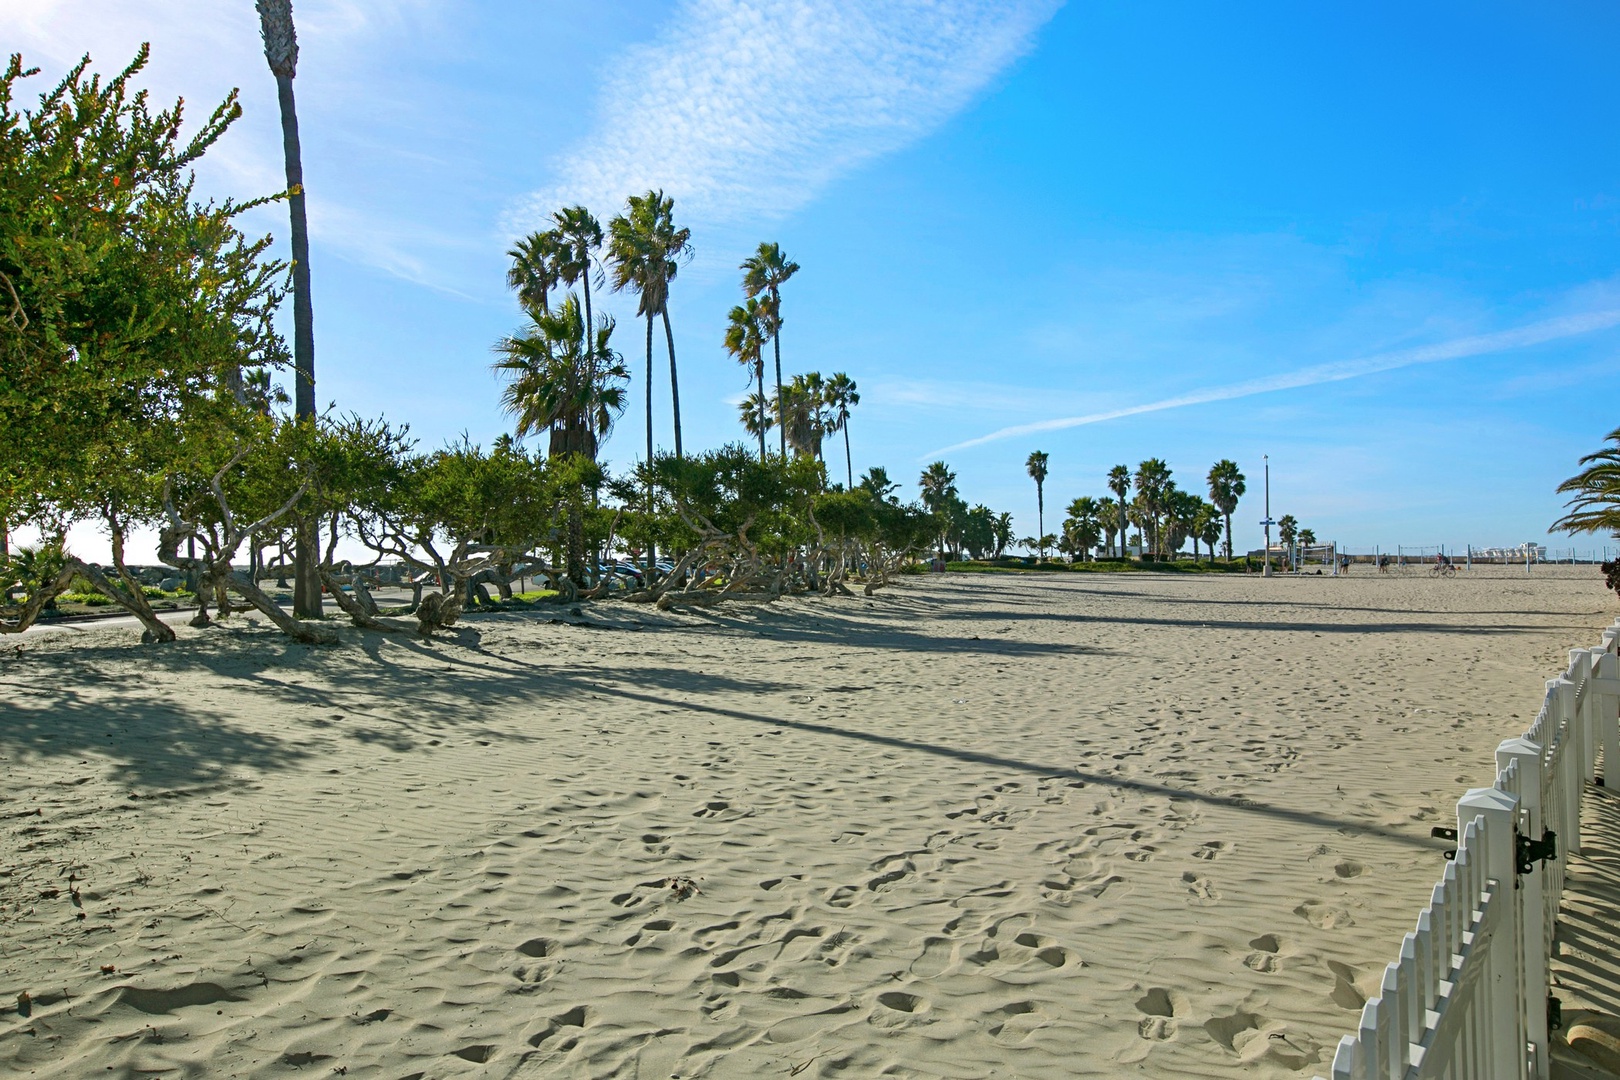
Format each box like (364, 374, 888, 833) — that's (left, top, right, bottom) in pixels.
(1313, 619, 1620, 1079)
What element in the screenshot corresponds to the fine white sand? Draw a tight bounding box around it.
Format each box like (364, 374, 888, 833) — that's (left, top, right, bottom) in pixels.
(1, 567, 1613, 1078)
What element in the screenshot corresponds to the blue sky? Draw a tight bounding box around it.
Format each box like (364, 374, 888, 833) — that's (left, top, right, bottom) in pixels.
(9, 1, 1620, 556)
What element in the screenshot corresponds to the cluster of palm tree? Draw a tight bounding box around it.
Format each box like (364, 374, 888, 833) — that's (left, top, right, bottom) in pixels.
(915, 461, 1015, 560)
(501, 197, 688, 470)
(721, 250, 861, 484)
(1064, 457, 1246, 561)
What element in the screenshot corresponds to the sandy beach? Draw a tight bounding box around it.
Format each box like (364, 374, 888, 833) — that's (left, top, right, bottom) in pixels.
(1, 568, 1613, 1078)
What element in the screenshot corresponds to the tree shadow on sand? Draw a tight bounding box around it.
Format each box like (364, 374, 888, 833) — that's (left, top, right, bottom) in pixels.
(0, 683, 310, 790)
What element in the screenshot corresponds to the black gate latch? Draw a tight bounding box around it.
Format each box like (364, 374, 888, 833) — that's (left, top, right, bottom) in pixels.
(1517, 829, 1557, 875)
(1431, 826, 1457, 860)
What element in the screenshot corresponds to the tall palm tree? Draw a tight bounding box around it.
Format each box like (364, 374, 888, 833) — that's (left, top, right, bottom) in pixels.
(1206, 459, 1246, 560)
(1107, 465, 1131, 557)
(1133, 458, 1172, 557)
(824, 372, 859, 489)
(724, 299, 768, 460)
(741, 242, 799, 458)
(606, 191, 691, 460)
(1025, 451, 1050, 559)
(256, 0, 321, 617)
(1554, 428, 1620, 537)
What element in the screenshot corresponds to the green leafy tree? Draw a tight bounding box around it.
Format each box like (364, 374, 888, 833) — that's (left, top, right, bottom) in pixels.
(1206, 459, 1246, 560)
(740, 242, 799, 458)
(0, 49, 291, 638)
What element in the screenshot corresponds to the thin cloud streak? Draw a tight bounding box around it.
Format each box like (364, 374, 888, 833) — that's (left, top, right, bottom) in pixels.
(925, 309, 1620, 459)
(509, 0, 1061, 237)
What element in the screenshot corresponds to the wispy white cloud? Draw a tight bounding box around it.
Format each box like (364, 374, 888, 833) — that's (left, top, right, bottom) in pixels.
(925, 308, 1620, 459)
(510, 0, 1062, 238)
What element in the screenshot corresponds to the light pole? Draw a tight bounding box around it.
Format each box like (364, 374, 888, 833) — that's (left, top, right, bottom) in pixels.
(1261, 454, 1273, 578)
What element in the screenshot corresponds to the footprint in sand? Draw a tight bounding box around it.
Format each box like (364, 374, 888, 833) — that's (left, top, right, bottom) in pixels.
(1294, 900, 1353, 929)
(1134, 986, 1188, 1040)
(1193, 840, 1232, 861)
(526, 1005, 587, 1049)
(1333, 859, 1365, 879)
(988, 999, 1040, 1038)
(1244, 933, 1282, 973)
(1013, 931, 1079, 969)
(1183, 870, 1220, 902)
(869, 989, 930, 1029)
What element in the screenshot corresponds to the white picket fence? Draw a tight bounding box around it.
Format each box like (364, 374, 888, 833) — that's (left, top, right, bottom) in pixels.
(1317, 619, 1620, 1080)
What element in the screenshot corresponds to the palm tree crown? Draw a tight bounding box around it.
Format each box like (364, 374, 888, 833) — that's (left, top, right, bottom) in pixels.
(1554, 428, 1620, 537)
(508, 206, 603, 371)
(492, 295, 627, 461)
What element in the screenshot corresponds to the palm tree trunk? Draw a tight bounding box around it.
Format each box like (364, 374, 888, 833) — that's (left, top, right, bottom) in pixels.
(843, 420, 853, 490)
(756, 363, 766, 462)
(1224, 512, 1232, 560)
(644, 311, 656, 585)
(771, 288, 785, 458)
(662, 308, 682, 458)
(272, 70, 321, 620)
(1036, 485, 1044, 559)
(580, 272, 597, 420)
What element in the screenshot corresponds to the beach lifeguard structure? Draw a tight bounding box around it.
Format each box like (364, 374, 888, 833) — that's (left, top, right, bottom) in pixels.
(1315, 625, 1620, 1079)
